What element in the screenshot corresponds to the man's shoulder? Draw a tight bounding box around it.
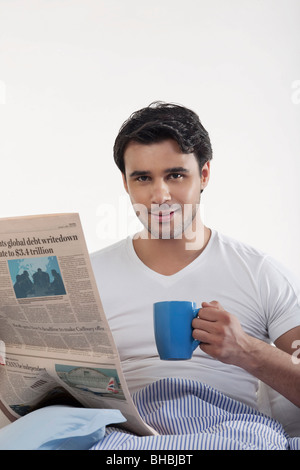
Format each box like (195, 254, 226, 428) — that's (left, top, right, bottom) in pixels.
(215, 230, 299, 285)
(213, 230, 266, 260)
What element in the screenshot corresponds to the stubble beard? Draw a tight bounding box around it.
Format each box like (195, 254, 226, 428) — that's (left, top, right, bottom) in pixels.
(133, 200, 201, 241)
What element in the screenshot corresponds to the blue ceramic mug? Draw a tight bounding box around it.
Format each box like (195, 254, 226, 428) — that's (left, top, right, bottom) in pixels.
(153, 301, 200, 360)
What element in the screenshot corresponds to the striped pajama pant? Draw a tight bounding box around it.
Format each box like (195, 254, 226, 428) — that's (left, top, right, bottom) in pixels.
(91, 378, 300, 450)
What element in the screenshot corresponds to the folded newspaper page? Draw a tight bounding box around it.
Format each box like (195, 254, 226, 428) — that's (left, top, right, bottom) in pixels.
(0, 213, 156, 435)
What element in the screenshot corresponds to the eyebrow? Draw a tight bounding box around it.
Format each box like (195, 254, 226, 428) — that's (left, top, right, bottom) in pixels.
(129, 167, 190, 178)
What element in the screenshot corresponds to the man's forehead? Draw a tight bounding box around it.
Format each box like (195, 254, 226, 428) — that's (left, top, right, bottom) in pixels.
(123, 139, 197, 170)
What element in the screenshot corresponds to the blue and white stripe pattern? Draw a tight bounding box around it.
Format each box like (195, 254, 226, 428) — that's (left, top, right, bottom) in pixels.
(91, 378, 300, 450)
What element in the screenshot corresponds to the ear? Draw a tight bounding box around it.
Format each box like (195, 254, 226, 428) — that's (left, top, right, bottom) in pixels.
(200, 161, 210, 192)
(122, 173, 129, 193)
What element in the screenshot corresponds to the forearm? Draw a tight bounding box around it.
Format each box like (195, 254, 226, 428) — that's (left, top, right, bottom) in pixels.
(193, 301, 300, 407)
(235, 335, 300, 408)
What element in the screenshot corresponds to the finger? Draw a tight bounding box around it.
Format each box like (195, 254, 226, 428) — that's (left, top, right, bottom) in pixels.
(192, 328, 214, 344)
(201, 300, 222, 309)
(197, 306, 222, 321)
(199, 342, 219, 359)
(192, 317, 219, 332)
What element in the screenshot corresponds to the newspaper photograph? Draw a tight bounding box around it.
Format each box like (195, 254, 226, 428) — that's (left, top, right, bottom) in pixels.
(0, 213, 156, 436)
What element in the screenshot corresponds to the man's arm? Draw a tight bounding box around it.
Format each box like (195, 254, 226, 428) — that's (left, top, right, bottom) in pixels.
(192, 301, 300, 407)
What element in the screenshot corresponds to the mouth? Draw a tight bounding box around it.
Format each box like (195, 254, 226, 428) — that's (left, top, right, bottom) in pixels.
(150, 210, 176, 223)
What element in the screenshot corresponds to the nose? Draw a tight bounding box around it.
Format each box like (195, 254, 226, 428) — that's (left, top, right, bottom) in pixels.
(151, 179, 171, 205)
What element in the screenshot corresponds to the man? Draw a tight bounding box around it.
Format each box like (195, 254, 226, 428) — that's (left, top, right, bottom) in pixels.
(91, 101, 300, 410)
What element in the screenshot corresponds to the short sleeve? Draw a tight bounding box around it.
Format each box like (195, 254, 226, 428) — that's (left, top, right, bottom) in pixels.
(259, 256, 300, 343)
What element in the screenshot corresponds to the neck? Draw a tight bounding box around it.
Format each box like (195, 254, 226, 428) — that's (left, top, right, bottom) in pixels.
(132, 221, 211, 276)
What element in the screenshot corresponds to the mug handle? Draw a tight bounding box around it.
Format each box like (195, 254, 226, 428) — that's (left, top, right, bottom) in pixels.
(192, 308, 200, 351)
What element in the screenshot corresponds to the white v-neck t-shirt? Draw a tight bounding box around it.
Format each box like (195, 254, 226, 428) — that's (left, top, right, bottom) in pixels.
(90, 229, 300, 410)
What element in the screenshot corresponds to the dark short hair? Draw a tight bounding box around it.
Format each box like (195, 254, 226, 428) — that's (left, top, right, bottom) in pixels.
(113, 101, 213, 175)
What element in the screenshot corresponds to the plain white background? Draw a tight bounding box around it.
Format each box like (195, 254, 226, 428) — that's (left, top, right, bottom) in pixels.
(0, 0, 300, 277)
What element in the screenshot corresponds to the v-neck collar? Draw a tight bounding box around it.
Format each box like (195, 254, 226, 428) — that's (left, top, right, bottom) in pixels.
(125, 229, 216, 285)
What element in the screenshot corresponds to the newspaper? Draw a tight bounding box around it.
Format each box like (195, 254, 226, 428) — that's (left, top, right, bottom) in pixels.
(0, 213, 156, 436)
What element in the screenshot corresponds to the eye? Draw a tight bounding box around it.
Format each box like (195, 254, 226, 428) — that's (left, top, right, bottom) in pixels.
(136, 175, 150, 182)
(168, 173, 184, 180)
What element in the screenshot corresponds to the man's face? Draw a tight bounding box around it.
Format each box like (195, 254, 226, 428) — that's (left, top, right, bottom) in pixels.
(122, 139, 210, 239)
